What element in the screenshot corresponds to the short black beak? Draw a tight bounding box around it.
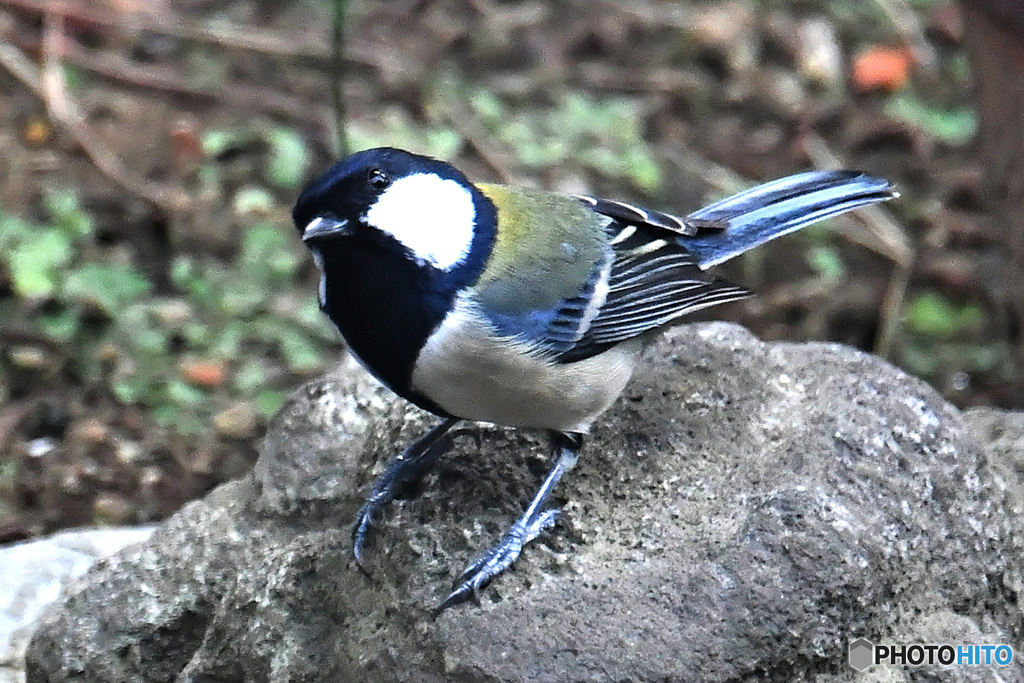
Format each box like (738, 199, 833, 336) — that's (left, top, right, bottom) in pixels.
(301, 216, 350, 243)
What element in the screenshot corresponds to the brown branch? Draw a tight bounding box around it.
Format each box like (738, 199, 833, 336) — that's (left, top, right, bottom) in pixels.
(432, 99, 515, 183)
(330, 0, 349, 157)
(0, 39, 189, 212)
(867, 0, 939, 74)
(575, 63, 707, 96)
(63, 44, 325, 122)
(799, 131, 914, 357)
(0, 0, 328, 60)
(800, 131, 913, 268)
(0, 0, 408, 95)
(873, 261, 913, 358)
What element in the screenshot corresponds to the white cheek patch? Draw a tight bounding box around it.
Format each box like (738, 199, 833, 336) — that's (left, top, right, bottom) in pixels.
(363, 173, 477, 271)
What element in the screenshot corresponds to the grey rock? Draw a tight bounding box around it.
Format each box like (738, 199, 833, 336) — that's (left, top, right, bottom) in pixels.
(964, 407, 1024, 523)
(24, 323, 1024, 682)
(1, 527, 154, 683)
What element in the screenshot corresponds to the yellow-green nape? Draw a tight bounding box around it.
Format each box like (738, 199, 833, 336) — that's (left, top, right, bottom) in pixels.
(475, 184, 541, 255)
(473, 183, 608, 312)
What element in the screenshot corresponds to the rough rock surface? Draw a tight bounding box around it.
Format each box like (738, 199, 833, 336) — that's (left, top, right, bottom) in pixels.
(1, 527, 154, 683)
(24, 323, 1024, 682)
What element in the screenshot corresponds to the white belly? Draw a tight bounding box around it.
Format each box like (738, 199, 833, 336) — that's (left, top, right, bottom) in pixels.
(410, 295, 642, 433)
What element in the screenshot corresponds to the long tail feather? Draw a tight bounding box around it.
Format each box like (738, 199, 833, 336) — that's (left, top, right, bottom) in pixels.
(682, 171, 897, 269)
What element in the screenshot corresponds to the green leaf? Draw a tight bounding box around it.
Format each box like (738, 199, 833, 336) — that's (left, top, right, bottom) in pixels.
(9, 228, 74, 298)
(623, 150, 662, 193)
(220, 278, 266, 316)
(152, 404, 190, 430)
(202, 129, 244, 157)
(38, 309, 80, 342)
(277, 329, 323, 373)
(61, 64, 86, 91)
(294, 297, 338, 340)
(422, 128, 462, 160)
(113, 375, 145, 404)
(210, 320, 246, 358)
(167, 379, 208, 405)
(885, 94, 976, 145)
(899, 342, 941, 375)
(232, 186, 275, 216)
(469, 89, 506, 125)
(233, 358, 270, 394)
(256, 390, 287, 417)
(63, 263, 152, 314)
(904, 291, 984, 339)
(170, 256, 217, 308)
(117, 305, 170, 355)
(481, 89, 662, 192)
(806, 246, 846, 282)
(182, 321, 211, 347)
(152, 405, 176, 425)
(963, 343, 1002, 371)
(43, 190, 92, 238)
(239, 224, 300, 283)
(266, 128, 308, 189)
(0, 214, 33, 250)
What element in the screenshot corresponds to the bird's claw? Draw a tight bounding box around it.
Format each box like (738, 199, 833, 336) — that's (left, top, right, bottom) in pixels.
(349, 418, 460, 574)
(433, 507, 561, 617)
(351, 502, 379, 576)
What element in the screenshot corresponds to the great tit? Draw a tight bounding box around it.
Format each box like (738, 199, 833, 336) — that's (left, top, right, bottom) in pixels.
(293, 146, 896, 614)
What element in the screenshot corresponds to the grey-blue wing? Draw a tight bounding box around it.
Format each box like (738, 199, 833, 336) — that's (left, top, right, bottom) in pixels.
(528, 170, 895, 363)
(549, 223, 749, 363)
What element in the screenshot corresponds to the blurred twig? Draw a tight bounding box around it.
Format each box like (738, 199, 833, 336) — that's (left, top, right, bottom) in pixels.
(0, 0, 328, 59)
(801, 131, 914, 357)
(575, 63, 707, 96)
(599, 0, 695, 29)
(801, 132, 912, 268)
(60, 42, 322, 121)
(0, 0, 408, 75)
(874, 261, 913, 358)
(41, 11, 67, 120)
(664, 148, 747, 199)
(331, 0, 349, 157)
(432, 99, 514, 183)
(0, 31, 188, 212)
(867, 0, 939, 73)
(669, 137, 913, 357)
(0, 0, 410, 94)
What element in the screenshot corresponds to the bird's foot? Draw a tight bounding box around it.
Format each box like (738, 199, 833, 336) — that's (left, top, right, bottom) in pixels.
(352, 497, 385, 575)
(351, 418, 459, 573)
(433, 506, 561, 616)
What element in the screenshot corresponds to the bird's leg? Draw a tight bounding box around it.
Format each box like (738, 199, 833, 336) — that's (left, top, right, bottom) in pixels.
(434, 431, 583, 616)
(352, 417, 460, 572)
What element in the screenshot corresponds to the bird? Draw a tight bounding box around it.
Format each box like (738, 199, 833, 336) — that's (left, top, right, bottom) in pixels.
(292, 146, 897, 615)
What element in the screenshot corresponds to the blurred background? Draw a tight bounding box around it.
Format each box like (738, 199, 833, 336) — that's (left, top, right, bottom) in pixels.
(0, 0, 1020, 541)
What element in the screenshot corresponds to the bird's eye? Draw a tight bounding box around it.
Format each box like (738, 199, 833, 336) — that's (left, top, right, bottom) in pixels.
(367, 167, 391, 191)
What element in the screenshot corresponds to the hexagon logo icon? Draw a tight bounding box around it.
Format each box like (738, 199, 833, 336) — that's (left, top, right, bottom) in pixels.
(849, 638, 874, 671)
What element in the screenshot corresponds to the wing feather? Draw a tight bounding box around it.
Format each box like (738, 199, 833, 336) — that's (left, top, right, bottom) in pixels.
(548, 227, 750, 362)
(575, 195, 727, 236)
(506, 171, 894, 363)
